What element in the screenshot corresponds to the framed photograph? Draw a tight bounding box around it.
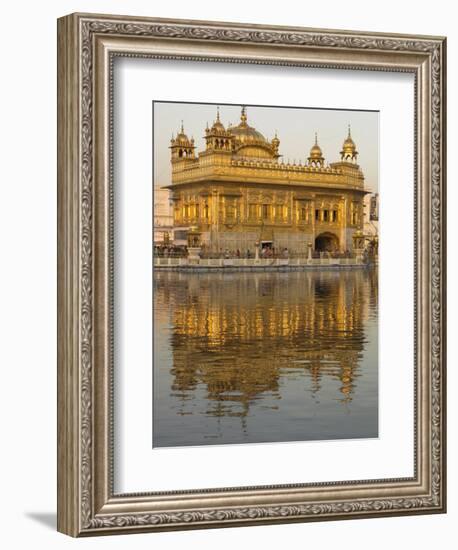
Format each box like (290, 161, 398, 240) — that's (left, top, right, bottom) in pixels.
(57, 13, 446, 536)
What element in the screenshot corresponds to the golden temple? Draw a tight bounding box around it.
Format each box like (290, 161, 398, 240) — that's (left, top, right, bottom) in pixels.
(165, 106, 369, 255)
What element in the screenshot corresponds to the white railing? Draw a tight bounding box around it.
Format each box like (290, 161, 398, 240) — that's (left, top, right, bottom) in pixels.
(154, 257, 364, 268)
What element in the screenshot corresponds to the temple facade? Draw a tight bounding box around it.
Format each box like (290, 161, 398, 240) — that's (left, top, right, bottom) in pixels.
(164, 106, 369, 255)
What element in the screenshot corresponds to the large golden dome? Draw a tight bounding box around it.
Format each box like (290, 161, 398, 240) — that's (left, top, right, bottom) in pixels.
(228, 124, 268, 143)
(226, 107, 277, 160)
(227, 107, 269, 145)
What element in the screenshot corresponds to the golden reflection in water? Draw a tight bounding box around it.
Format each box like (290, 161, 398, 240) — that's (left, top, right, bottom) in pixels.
(154, 269, 378, 423)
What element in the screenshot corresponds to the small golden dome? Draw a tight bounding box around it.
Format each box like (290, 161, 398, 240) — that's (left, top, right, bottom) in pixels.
(175, 121, 191, 145)
(175, 133, 189, 144)
(341, 126, 357, 156)
(309, 134, 323, 159)
(307, 133, 325, 166)
(342, 136, 356, 151)
(211, 121, 225, 132)
(310, 145, 322, 157)
(210, 106, 225, 133)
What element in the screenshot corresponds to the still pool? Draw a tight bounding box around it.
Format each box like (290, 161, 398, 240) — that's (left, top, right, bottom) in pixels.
(153, 268, 378, 447)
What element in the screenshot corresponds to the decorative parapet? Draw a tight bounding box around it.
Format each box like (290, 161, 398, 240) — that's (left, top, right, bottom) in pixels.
(170, 158, 364, 190)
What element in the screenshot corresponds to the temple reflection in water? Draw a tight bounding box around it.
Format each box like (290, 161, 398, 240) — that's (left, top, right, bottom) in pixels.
(153, 269, 378, 447)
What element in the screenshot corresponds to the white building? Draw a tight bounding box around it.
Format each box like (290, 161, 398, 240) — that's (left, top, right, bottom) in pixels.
(364, 192, 379, 238)
(153, 186, 173, 244)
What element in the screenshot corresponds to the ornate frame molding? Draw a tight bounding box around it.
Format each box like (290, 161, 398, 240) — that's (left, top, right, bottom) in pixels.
(57, 13, 446, 536)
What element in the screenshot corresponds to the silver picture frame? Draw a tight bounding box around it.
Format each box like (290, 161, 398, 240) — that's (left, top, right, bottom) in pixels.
(57, 12, 446, 536)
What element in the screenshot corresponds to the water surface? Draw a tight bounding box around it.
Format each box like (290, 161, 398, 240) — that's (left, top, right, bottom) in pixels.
(153, 269, 378, 447)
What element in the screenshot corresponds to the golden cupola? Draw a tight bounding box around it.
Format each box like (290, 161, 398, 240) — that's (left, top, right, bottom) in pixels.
(271, 131, 281, 158)
(170, 121, 195, 160)
(307, 133, 325, 167)
(208, 106, 226, 133)
(228, 106, 278, 160)
(204, 106, 233, 151)
(340, 126, 358, 162)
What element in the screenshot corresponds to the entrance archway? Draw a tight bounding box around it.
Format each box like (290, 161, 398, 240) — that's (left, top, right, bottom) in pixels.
(315, 232, 339, 253)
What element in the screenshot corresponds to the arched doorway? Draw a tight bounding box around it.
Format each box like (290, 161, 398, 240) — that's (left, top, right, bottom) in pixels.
(315, 232, 339, 253)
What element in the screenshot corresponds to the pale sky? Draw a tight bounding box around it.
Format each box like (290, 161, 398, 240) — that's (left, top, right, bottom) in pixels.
(153, 101, 379, 193)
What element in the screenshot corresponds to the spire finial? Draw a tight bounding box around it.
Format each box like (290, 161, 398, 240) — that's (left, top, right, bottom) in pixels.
(348, 124, 351, 138)
(180, 120, 184, 133)
(216, 105, 220, 122)
(240, 105, 247, 125)
(272, 130, 280, 146)
(315, 132, 318, 145)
